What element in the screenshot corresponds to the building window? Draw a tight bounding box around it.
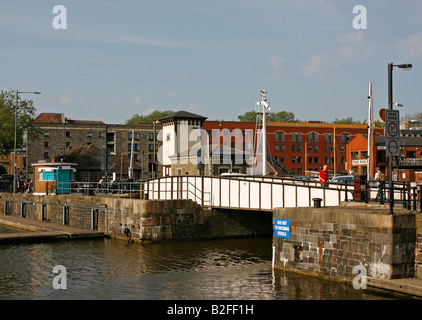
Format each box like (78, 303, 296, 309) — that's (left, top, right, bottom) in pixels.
(308, 132, 318, 143)
(166, 133, 171, 142)
(44, 131, 49, 137)
(341, 133, 351, 144)
(43, 152, 49, 158)
(128, 132, 139, 139)
(361, 151, 368, 159)
(351, 152, 359, 160)
(87, 132, 93, 138)
(44, 141, 49, 148)
(66, 132, 71, 137)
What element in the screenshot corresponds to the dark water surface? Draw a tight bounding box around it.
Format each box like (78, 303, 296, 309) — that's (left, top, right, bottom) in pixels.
(0, 237, 398, 300)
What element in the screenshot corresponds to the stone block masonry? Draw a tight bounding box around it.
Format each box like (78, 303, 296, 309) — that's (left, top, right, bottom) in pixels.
(0, 194, 272, 242)
(273, 206, 417, 281)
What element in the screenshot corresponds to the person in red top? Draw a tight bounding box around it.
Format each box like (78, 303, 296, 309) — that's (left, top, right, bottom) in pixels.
(319, 165, 329, 187)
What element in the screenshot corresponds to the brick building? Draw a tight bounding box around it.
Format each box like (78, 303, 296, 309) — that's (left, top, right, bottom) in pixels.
(346, 129, 422, 182)
(203, 120, 384, 176)
(26, 113, 161, 182)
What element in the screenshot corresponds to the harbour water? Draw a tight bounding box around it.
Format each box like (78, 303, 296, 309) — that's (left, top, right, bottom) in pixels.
(0, 235, 399, 300)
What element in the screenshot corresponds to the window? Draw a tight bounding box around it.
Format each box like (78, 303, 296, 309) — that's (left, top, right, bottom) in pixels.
(44, 152, 49, 158)
(308, 132, 318, 143)
(44, 131, 49, 137)
(275, 145, 279, 152)
(361, 151, 368, 159)
(148, 144, 154, 152)
(87, 132, 93, 138)
(128, 132, 138, 139)
(166, 133, 171, 142)
(341, 133, 351, 144)
(44, 141, 49, 148)
(351, 152, 359, 160)
(66, 131, 71, 137)
(280, 144, 285, 152)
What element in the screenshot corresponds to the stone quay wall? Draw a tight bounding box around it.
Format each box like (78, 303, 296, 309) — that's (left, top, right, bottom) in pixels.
(0, 194, 272, 241)
(273, 206, 418, 281)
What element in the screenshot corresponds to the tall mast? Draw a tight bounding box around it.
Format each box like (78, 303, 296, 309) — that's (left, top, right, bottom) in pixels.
(258, 90, 270, 176)
(367, 83, 373, 180)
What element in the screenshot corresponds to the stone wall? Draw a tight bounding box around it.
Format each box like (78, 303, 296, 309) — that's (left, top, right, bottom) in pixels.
(0, 194, 272, 242)
(273, 206, 417, 281)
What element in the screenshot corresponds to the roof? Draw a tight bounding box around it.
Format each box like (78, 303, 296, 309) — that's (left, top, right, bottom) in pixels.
(34, 113, 65, 123)
(158, 111, 207, 121)
(34, 113, 105, 125)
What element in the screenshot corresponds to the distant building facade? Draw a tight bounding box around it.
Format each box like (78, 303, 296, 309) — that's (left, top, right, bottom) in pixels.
(26, 113, 161, 181)
(203, 120, 384, 176)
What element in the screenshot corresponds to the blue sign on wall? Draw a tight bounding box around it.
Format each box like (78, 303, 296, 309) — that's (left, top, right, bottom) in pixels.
(274, 219, 291, 239)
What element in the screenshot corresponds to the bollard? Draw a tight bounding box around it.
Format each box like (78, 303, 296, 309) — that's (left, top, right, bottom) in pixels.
(312, 198, 322, 208)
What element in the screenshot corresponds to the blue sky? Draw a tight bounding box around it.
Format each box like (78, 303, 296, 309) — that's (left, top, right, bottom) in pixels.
(1, 0, 421, 124)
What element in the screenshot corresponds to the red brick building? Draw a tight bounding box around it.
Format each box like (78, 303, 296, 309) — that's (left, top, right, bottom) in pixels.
(203, 120, 384, 176)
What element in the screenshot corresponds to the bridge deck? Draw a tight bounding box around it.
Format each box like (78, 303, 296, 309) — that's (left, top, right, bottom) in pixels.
(145, 176, 355, 211)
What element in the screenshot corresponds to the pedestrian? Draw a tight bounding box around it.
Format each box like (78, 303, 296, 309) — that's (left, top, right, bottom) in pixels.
(374, 167, 386, 203)
(319, 165, 329, 187)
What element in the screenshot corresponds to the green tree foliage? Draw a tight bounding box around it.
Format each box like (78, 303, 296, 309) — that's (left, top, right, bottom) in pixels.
(402, 112, 422, 121)
(237, 110, 298, 122)
(125, 110, 175, 124)
(0, 90, 38, 154)
(333, 117, 362, 124)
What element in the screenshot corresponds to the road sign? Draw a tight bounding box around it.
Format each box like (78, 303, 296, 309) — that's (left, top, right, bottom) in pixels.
(385, 109, 400, 156)
(274, 219, 290, 239)
(387, 122, 399, 138)
(386, 139, 399, 156)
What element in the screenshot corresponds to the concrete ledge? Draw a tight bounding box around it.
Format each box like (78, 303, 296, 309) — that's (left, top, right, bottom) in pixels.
(0, 214, 104, 243)
(367, 277, 422, 298)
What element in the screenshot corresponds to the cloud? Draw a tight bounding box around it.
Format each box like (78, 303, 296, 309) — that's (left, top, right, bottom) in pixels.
(336, 31, 380, 60)
(59, 92, 74, 105)
(266, 54, 286, 69)
(302, 53, 329, 75)
(59, 92, 86, 105)
(396, 33, 422, 58)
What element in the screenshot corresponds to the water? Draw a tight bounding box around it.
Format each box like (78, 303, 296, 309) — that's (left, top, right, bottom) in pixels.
(0, 237, 398, 300)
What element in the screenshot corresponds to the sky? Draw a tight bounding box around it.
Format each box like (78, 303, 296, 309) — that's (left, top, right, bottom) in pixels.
(1, 0, 421, 124)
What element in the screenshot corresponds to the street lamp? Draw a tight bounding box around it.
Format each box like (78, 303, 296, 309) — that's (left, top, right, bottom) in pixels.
(387, 63, 412, 214)
(14, 91, 41, 193)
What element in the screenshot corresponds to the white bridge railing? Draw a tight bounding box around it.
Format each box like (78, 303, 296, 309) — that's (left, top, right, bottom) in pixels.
(144, 175, 354, 211)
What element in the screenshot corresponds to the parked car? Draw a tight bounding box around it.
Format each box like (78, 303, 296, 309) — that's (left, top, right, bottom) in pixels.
(330, 175, 355, 184)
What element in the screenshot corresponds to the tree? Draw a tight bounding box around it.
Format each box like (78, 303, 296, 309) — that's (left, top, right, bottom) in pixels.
(0, 90, 38, 154)
(238, 110, 298, 122)
(125, 110, 175, 124)
(333, 117, 362, 124)
(402, 112, 422, 122)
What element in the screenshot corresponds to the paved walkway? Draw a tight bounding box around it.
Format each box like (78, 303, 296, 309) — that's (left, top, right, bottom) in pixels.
(0, 214, 104, 243)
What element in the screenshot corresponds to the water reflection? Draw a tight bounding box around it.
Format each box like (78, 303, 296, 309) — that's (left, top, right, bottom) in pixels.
(0, 237, 398, 300)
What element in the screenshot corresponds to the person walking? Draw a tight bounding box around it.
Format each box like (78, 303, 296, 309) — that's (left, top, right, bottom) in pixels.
(319, 165, 329, 187)
(374, 167, 386, 203)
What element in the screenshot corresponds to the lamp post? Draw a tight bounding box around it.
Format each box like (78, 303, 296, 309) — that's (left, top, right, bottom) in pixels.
(387, 63, 412, 214)
(14, 91, 41, 193)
